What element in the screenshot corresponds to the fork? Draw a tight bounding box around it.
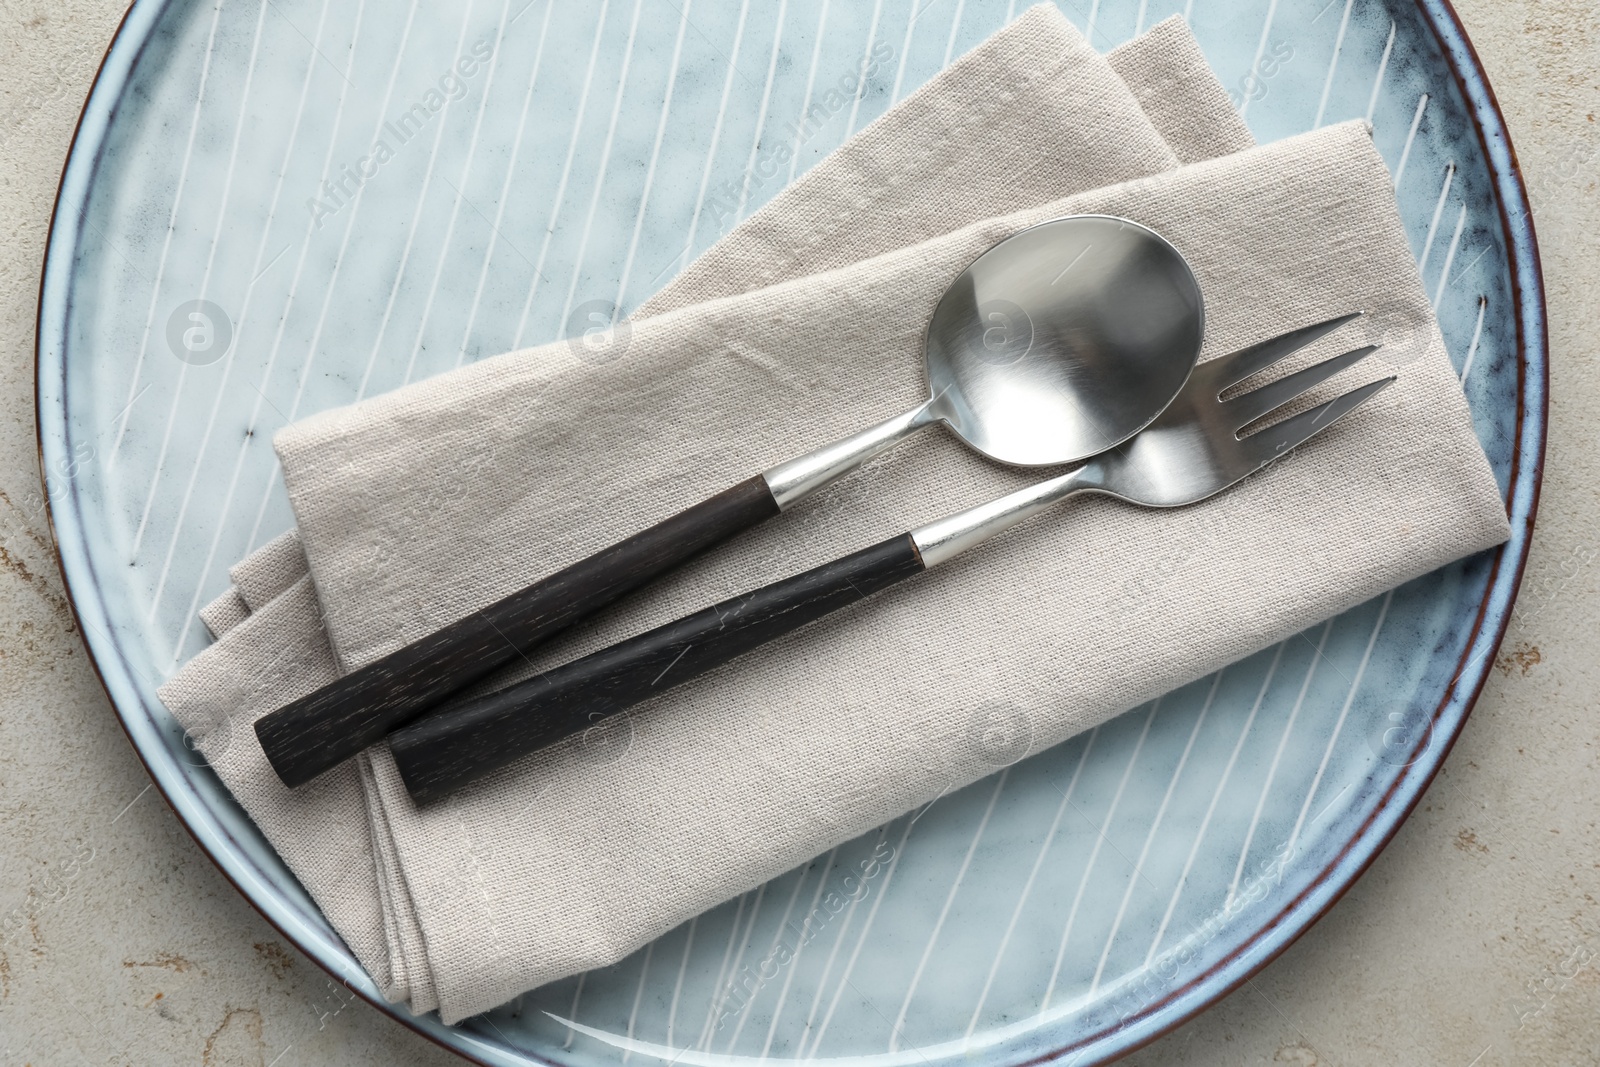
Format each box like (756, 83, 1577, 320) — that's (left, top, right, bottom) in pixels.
(388, 313, 1393, 803)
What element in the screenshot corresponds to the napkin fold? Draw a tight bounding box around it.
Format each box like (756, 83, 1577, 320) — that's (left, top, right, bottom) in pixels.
(160, 9, 1508, 1025)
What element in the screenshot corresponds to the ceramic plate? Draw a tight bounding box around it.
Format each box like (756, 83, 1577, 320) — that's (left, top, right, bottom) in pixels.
(36, 0, 1543, 1064)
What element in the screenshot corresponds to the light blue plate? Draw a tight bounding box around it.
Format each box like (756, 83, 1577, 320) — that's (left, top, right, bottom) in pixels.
(36, 1, 1544, 1064)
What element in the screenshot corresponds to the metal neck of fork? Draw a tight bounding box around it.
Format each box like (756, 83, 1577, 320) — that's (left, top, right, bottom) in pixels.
(910, 463, 1105, 569)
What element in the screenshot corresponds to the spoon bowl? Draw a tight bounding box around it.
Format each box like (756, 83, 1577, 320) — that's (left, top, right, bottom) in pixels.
(924, 214, 1205, 466)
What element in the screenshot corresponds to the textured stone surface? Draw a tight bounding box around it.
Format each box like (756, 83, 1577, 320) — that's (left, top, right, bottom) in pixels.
(0, 1, 1594, 1064)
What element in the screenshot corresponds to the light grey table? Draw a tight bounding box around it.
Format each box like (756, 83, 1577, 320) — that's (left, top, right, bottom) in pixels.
(0, 1, 1594, 1064)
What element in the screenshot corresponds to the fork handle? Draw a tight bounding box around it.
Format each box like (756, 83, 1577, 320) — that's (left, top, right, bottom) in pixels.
(255, 476, 781, 788)
(389, 535, 927, 803)
(388, 464, 1105, 804)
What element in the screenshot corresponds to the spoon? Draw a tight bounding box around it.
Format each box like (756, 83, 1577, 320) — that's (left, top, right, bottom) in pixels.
(255, 214, 1205, 788)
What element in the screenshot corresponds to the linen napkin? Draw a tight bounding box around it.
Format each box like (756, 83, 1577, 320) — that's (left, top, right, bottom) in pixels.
(158, 13, 1511, 1027)
(199, 527, 305, 636)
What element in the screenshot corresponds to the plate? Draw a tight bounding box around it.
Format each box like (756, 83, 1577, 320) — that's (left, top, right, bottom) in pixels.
(36, 0, 1544, 1064)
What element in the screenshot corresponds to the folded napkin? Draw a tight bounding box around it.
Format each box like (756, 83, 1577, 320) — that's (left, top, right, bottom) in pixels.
(160, 9, 1508, 1026)
(197, 527, 303, 636)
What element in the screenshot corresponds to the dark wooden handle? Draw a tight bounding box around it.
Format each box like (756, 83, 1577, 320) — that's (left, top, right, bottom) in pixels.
(255, 476, 781, 787)
(389, 534, 927, 804)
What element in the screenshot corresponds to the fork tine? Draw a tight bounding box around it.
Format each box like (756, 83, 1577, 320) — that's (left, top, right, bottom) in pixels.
(1239, 375, 1397, 467)
(1225, 344, 1381, 430)
(1204, 312, 1365, 392)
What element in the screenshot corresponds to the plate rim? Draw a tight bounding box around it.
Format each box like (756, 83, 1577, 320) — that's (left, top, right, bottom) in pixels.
(30, 1, 1547, 1064)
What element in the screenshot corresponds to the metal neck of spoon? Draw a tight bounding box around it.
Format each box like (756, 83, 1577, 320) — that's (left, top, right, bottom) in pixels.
(761, 399, 941, 510)
(911, 461, 1107, 569)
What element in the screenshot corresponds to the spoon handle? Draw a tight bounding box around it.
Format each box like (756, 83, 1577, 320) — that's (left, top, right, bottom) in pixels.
(389, 535, 928, 804)
(256, 406, 934, 789)
(255, 476, 780, 788)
